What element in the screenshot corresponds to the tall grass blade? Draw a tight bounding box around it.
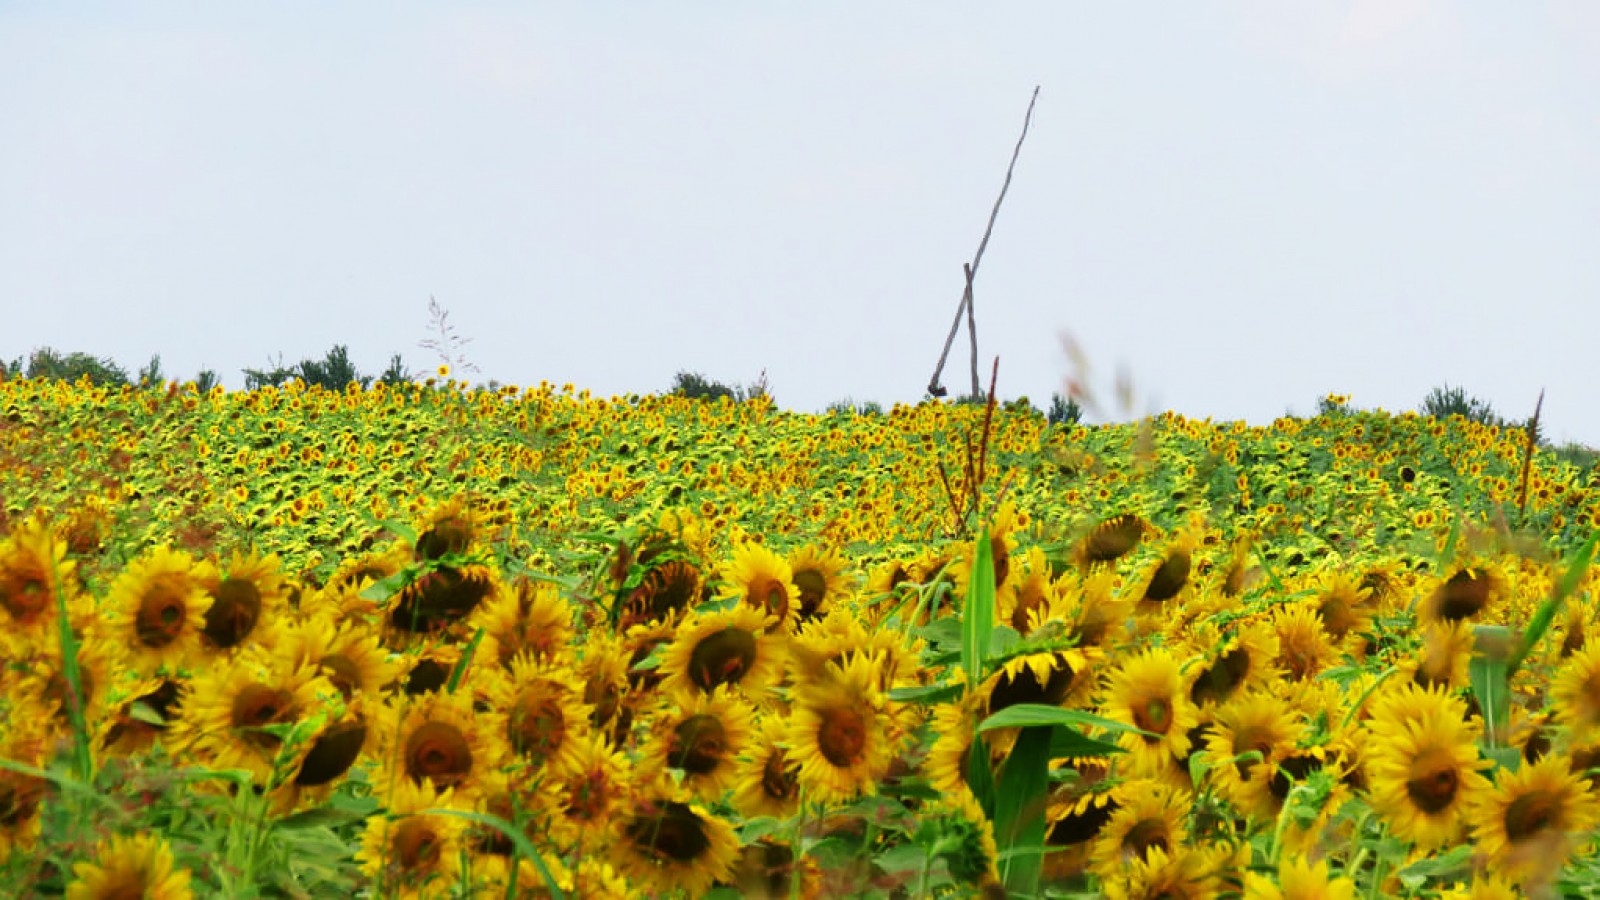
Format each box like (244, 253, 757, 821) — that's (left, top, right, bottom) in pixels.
(962, 527, 996, 687)
(421, 808, 565, 899)
(993, 725, 1051, 896)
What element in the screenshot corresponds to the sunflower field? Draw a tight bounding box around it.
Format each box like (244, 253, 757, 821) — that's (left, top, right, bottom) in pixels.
(2, 373, 1599, 899)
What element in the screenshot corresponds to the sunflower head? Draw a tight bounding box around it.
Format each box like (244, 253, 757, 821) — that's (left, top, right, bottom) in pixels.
(65, 832, 193, 900)
(1469, 752, 1600, 884)
(1077, 513, 1148, 567)
(718, 542, 800, 630)
(108, 546, 218, 676)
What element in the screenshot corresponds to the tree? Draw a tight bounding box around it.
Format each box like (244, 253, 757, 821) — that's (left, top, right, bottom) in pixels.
(378, 354, 413, 387)
(24, 347, 130, 386)
(1047, 393, 1083, 427)
(193, 369, 220, 393)
(137, 354, 165, 388)
(671, 371, 737, 402)
(243, 345, 377, 391)
(1420, 384, 1504, 428)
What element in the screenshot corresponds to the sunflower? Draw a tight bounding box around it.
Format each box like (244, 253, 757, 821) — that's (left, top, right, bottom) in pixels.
(1187, 618, 1280, 708)
(411, 497, 479, 562)
(788, 606, 921, 695)
(1004, 546, 1062, 635)
(0, 516, 79, 644)
(1311, 572, 1376, 649)
(639, 687, 756, 802)
(105, 546, 218, 676)
(387, 562, 500, 638)
(1099, 648, 1201, 777)
(1362, 682, 1492, 849)
(730, 840, 815, 900)
(923, 789, 1001, 891)
(274, 612, 402, 700)
(479, 654, 591, 776)
(65, 832, 193, 900)
(200, 549, 288, 652)
(732, 713, 802, 820)
(376, 687, 501, 800)
(787, 652, 897, 804)
(985, 650, 1092, 719)
(1131, 524, 1201, 613)
(7, 627, 125, 745)
(618, 558, 703, 631)
(287, 694, 374, 797)
(1089, 779, 1191, 881)
(167, 648, 342, 785)
(1202, 689, 1304, 820)
(1419, 561, 1509, 625)
(1101, 844, 1222, 900)
(614, 788, 740, 896)
(1467, 752, 1600, 884)
(922, 681, 988, 801)
(718, 542, 800, 631)
(1042, 760, 1120, 880)
(356, 776, 465, 899)
(1061, 570, 1133, 650)
(1272, 602, 1340, 682)
(1406, 620, 1474, 691)
(1550, 642, 1600, 746)
(546, 732, 634, 850)
(473, 576, 574, 668)
(785, 543, 851, 621)
(658, 603, 785, 700)
(1075, 512, 1148, 568)
(0, 720, 51, 864)
(1242, 855, 1356, 900)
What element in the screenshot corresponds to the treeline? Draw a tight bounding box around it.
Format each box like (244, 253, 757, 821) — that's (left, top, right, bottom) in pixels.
(1, 345, 413, 393)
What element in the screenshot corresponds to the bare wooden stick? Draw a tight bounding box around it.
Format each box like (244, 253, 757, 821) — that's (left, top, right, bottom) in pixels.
(926, 85, 1041, 399)
(965, 264, 980, 399)
(1517, 388, 1545, 523)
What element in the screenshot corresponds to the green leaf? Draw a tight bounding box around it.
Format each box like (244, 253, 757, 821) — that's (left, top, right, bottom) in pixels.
(1468, 625, 1513, 757)
(420, 808, 564, 899)
(962, 527, 996, 685)
(987, 625, 1021, 658)
(889, 683, 964, 705)
(273, 807, 368, 831)
(1047, 726, 1125, 760)
(874, 841, 928, 876)
(977, 703, 1153, 737)
(447, 627, 485, 694)
(994, 726, 1052, 896)
(966, 733, 997, 819)
(359, 569, 412, 602)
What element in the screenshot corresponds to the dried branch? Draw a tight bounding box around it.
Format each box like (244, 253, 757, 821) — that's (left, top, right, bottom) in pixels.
(1517, 388, 1545, 523)
(927, 85, 1041, 399)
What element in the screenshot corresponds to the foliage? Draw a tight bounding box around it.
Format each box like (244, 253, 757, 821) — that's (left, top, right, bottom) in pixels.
(1047, 392, 1083, 426)
(242, 345, 400, 392)
(1420, 383, 1505, 428)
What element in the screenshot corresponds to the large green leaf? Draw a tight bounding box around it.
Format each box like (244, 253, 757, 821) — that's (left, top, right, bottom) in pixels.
(978, 702, 1153, 737)
(962, 527, 996, 685)
(993, 725, 1052, 896)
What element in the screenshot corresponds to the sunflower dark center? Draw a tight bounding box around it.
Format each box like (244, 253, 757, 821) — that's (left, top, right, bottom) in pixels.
(319, 653, 364, 699)
(988, 656, 1077, 715)
(1, 572, 49, 623)
(294, 719, 368, 787)
(1269, 755, 1323, 802)
(1504, 789, 1562, 841)
(1231, 727, 1275, 780)
(793, 569, 827, 619)
(748, 577, 789, 621)
(761, 748, 798, 801)
(1435, 569, 1492, 620)
(1047, 798, 1118, 846)
(1144, 552, 1191, 602)
(990, 536, 1011, 586)
(135, 579, 191, 648)
(403, 659, 450, 695)
(627, 801, 712, 863)
(392, 819, 443, 872)
(1121, 819, 1170, 860)
(203, 577, 262, 648)
(1190, 648, 1250, 706)
(817, 706, 868, 767)
(415, 519, 472, 562)
(231, 683, 296, 751)
(0, 774, 46, 826)
(566, 768, 613, 822)
(405, 721, 473, 788)
(1405, 748, 1461, 813)
(688, 627, 758, 692)
(671, 714, 728, 775)
(1084, 514, 1144, 563)
(1317, 595, 1358, 640)
(1135, 697, 1173, 736)
(508, 693, 566, 763)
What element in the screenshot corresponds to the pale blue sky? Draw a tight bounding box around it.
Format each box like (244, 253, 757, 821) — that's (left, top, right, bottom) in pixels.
(4, 3, 1598, 444)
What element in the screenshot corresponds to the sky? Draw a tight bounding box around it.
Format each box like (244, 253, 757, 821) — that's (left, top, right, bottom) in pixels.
(3, 3, 1598, 444)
